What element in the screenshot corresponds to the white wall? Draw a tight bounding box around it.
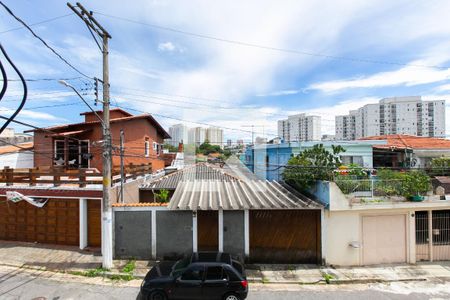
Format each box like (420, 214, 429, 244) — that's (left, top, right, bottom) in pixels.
(0, 152, 33, 169)
(324, 208, 416, 266)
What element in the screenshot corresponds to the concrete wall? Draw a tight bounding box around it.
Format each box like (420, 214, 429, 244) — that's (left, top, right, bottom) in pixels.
(0, 152, 33, 169)
(156, 210, 193, 260)
(223, 211, 245, 259)
(115, 211, 152, 259)
(111, 176, 147, 204)
(324, 208, 416, 266)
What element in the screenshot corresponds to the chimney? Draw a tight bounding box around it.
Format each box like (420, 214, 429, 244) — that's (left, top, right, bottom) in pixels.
(178, 141, 184, 152)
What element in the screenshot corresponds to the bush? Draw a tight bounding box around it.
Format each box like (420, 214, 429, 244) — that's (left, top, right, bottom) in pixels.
(430, 157, 450, 176)
(401, 171, 431, 198)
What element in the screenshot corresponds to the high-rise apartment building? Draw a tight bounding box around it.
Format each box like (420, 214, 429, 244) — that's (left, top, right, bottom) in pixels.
(277, 113, 321, 142)
(166, 124, 189, 146)
(206, 127, 224, 147)
(188, 127, 207, 146)
(335, 96, 446, 140)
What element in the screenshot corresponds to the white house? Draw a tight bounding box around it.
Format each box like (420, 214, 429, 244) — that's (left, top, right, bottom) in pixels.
(0, 142, 34, 169)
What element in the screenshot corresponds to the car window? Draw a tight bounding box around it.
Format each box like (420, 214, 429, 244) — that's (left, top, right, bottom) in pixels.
(181, 265, 204, 281)
(205, 266, 226, 281)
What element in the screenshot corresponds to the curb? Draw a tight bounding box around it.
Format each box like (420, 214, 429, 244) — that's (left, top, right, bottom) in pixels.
(247, 277, 428, 285)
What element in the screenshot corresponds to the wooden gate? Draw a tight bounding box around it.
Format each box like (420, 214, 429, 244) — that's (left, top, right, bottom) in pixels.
(197, 211, 218, 251)
(250, 210, 321, 264)
(0, 198, 79, 245)
(87, 200, 101, 247)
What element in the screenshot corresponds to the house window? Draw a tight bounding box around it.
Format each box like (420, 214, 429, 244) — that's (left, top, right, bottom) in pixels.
(144, 139, 150, 157)
(54, 140, 65, 165)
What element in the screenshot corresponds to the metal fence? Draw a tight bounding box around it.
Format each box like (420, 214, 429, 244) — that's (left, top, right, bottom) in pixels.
(334, 178, 405, 198)
(415, 210, 450, 262)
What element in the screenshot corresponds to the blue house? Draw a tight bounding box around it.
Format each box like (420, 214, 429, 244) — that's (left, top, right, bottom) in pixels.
(244, 140, 386, 181)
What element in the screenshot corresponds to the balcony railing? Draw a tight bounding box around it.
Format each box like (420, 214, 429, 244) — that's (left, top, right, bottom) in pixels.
(0, 163, 152, 188)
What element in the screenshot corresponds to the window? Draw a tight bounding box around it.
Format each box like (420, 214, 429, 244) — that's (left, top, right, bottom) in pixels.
(54, 140, 65, 164)
(144, 139, 150, 157)
(206, 266, 226, 281)
(181, 265, 204, 281)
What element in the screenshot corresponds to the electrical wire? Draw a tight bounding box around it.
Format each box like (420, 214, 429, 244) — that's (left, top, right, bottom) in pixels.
(0, 44, 27, 135)
(0, 77, 83, 82)
(0, 1, 93, 79)
(0, 52, 7, 101)
(94, 11, 448, 70)
(0, 13, 73, 35)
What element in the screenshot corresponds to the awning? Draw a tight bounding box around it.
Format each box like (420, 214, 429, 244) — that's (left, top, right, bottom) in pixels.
(49, 129, 91, 137)
(168, 180, 323, 211)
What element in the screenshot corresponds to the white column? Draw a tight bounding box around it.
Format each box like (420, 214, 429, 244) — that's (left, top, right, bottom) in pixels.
(244, 210, 249, 257)
(218, 209, 224, 252)
(151, 209, 157, 259)
(409, 211, 416, 264)
(79, 198, 88, 250)
(193, 211, 198, 253)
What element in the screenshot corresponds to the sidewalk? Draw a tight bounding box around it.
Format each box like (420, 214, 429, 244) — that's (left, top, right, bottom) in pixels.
(1, 241, 450, 284)
(0, 240, 101, 272)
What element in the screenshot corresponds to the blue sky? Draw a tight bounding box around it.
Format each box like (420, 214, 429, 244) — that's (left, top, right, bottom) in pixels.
(1, 0, 450, 142)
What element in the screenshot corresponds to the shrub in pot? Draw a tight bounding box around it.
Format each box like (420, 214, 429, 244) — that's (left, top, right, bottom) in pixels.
(401, 171, 431, 201)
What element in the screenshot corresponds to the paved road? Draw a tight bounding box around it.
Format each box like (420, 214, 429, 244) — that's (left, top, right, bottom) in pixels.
(1, 265, 450, 300)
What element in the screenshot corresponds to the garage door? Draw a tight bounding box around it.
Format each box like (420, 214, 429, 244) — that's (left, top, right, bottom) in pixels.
(362, 215, 407, 265)
(0, 198, 79, 245)
(250, 210, 321, 264)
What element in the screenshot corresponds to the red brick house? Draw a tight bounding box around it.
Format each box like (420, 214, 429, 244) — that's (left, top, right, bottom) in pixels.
(26, 108, 170, 172)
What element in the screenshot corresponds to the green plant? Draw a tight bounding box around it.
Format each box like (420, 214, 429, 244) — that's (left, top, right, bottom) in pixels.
(346, 163, 367, 178)
(121, 260, 136, 274)
(154, 189, 170, 203)
(282, 144, 345, 191)
(401, 171, 431, 198)
(431, 157, 450, 176)
(322, 272, 335, 284)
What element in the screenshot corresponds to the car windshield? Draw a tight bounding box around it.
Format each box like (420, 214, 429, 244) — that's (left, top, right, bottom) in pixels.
(171, 257, 190, 277)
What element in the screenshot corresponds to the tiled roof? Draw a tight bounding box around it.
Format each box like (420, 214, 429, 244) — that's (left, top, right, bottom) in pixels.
(25, 111, 170, 139)
(168, 180, 323, 210)
(140, 163, 240, 190)
(360, 134, 450, 150)
(0, 142, 33, 155)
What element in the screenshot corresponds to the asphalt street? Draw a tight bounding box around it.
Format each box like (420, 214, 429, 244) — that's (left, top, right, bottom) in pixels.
(1, 265, 450, 300)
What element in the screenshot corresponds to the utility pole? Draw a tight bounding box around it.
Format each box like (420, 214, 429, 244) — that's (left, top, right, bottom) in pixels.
(241, 125, 265, 145)
(67, 2, 113, 269)
(120, 129, 124, 204)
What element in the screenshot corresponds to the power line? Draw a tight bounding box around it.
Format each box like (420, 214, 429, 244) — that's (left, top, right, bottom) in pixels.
(0, 13, 73, 35)
(0, 77, 83, 82)
(94, 11, 448, 70)
(0, 1, 93, 79)
(110, 103, 277, 136)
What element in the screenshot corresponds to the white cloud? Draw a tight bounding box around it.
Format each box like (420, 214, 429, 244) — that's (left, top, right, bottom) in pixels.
(0, 107, 62, 121)
(309, 60, 450, 93)
(158, 42, 176, 52)
(256, 89, 302, 97)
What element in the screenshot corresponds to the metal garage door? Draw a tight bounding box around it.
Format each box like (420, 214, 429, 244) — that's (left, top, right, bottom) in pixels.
(362, 215, 407, 265)
(250, 210, 321, 264)
(0, 198, 79, 245)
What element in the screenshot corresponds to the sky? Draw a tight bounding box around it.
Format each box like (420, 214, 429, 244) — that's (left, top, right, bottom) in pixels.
(1, 0, 450, 143)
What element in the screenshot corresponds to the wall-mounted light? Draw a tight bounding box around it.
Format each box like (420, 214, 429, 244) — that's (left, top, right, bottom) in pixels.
(349, 241, 361, 248)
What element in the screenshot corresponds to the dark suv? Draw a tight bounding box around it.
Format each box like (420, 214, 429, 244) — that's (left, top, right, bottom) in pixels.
(139, 252, 247, 300)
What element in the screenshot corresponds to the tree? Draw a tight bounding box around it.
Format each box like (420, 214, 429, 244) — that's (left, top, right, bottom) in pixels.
(282, 144, 345, 191)
(197, 141, 222, 155)
(163, 143, 178, 153)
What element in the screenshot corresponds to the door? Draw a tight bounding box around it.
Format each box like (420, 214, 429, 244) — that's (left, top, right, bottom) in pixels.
(0, 198, 79, 245)
(197, 211, 218, 251)
(87, 200, 101, 247)
(362, 215, 407, 265)
(250, 210, 321, 263)
(172, 264, 205, 300)
(202, 265, 229, 300)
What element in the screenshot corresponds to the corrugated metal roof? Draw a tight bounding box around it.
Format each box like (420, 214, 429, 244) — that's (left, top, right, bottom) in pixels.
(168, 180, 323, 210)
(140, 163, 240, 190)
